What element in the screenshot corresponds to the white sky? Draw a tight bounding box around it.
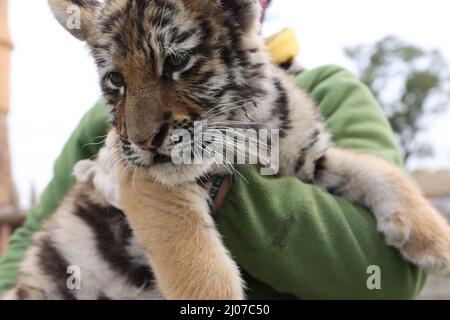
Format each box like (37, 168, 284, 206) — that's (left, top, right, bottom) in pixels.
(7, 0, 450, 206)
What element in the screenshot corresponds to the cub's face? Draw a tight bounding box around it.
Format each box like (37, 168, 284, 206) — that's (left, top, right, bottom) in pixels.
(49, 0, 269, 184)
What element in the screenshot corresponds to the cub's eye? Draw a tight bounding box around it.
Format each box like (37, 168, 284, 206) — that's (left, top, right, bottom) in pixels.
(108, 72, 125, 87)
(165, 54, 190, 72)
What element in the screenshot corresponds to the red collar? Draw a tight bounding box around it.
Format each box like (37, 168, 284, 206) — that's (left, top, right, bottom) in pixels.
(260, 0, 271, 23)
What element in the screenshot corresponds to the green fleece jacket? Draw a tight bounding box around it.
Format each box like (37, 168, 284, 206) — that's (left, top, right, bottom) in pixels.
(0, 65, 426, 299)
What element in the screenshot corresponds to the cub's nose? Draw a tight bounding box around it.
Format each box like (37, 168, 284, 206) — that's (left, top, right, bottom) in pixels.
(134, 124, 169, 151)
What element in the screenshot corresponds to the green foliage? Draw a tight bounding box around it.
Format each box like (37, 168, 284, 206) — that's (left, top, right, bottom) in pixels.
(345, 36, 450, 164)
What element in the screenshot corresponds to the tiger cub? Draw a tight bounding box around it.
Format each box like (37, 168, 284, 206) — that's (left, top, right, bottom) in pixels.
(7, 0, 450, 299)
(5, 132, 242, 300)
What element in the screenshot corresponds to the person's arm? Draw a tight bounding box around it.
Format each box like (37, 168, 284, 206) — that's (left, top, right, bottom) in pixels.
(216, 65, 427, 299)
(0, 101, 110, 296)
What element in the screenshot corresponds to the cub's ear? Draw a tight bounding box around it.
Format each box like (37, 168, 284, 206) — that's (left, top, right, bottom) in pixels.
(218, 0, 261, 32)
(48, 0, 99, 41)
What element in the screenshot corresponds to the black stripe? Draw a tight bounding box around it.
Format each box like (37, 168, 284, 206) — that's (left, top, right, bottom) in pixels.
(135, 0, 150, 17)
(97, 292, 112, 300)
(313, 155, 327, 180)
(134, 1, 149, 55)
(325, 177, 348, 196)
(174, 29, 196, 44)
(99, 13, 121, 34)
(146, 32, 158, 63)
(294, 129, 321, 173)
(37, 239, 77, 300)
(16, 287, 29, 300)
(71, 0, 98, 8)
(113, 33, 129, 55)
(73, 194, 155, 290)
(153, 0, 177, 12)
(272, 79, 291, 137)
(198, 18, 213, 45)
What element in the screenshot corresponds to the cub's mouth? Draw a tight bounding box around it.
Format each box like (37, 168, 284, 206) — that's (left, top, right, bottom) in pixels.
(153, 153, 172, 164)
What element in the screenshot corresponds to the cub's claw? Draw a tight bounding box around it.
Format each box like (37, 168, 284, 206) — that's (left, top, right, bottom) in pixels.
(73, 148, 122, 209)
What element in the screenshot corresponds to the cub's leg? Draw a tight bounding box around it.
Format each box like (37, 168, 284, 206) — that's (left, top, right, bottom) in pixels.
(119, 170, 244, 300)
(315, 147, 450, 274)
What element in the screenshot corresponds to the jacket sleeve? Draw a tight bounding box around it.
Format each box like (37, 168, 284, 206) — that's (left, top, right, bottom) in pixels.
(0, 100, 109, 296)
(217, 65, 427, 299)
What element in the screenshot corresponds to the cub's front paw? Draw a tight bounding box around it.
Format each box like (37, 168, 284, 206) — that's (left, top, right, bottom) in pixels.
(381, 203, 450, 275)
(73, 149, 122, 209)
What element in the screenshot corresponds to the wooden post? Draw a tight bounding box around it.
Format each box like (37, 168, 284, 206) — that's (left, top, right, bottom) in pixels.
(0, 0, 13, 206)
(0, 224, 11, 254)
(0, 0, 15, 254)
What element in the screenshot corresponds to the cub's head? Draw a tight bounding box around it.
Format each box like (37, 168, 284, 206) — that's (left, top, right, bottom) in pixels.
(49, 0, 271, 184)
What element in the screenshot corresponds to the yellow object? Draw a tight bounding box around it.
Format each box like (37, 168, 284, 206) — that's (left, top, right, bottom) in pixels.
(265, 27, 300, 65)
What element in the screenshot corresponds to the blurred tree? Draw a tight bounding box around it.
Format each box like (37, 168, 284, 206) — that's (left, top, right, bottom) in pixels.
(345, 36, 450, 164)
